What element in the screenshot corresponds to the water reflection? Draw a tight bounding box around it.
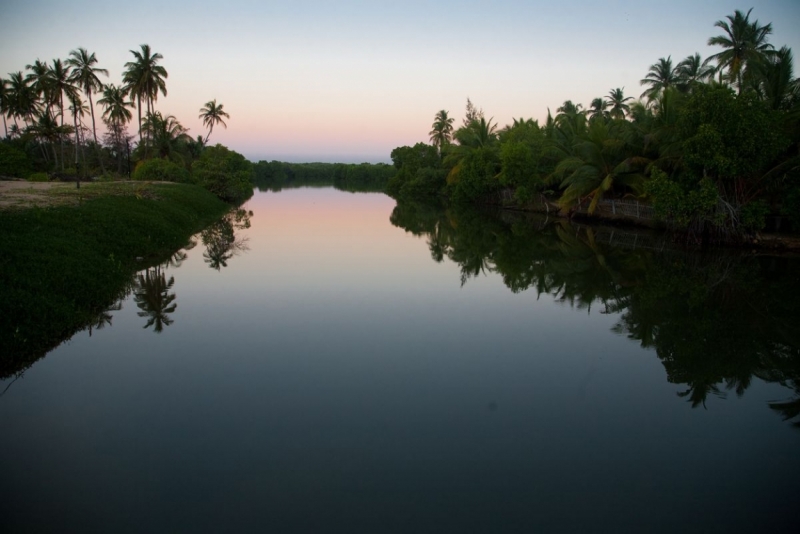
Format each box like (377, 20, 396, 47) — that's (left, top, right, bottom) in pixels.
(133, 265, 177, 333)
(391, 200, 800, 427)
(201, 208, 252, 271)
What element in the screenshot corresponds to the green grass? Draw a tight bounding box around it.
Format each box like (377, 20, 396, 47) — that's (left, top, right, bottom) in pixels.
(0, 182, 230, 378)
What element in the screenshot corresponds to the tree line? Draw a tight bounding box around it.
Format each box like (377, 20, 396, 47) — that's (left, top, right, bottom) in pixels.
(254, 160, 395, 192)
(388, 9, 800, 242)
(0, 44, 251, 202)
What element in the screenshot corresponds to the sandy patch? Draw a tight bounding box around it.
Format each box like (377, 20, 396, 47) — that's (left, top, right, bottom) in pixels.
(0, 181, 77, 209)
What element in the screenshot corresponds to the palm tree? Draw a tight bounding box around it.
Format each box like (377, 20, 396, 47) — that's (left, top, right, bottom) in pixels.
(123, 44, 168, 141)
(606, 88, 634, 119)
(47, 59, 77, 171)
(707, 8, 774, 93)
(198, 99, 229, 143)
(550, 120, 647, 214)
(676, 53, 714, 91)
(557, 100, 584, 116)
(750, 46, 799, 110)
(142, 111, 190, 160)
(98, 83, 134, 127)
(640, 57, 679, 101)
(588, 98, 609, 120)
(25, 59, 53, 119)
(67, 48, 108, 149)
(6, 72, 38, 128)
(429, 109, 454, 155)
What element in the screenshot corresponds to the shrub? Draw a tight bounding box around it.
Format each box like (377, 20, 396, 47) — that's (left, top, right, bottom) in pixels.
(191, 144, 254, 203)
(132, 158, 192, 183)
(0, 143, 33, 178)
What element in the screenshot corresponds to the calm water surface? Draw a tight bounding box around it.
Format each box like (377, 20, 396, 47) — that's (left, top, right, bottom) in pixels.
(2, 187, 799, 533)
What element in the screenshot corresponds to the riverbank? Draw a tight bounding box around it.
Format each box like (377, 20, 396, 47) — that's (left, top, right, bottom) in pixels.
(0, 181, 230, 378)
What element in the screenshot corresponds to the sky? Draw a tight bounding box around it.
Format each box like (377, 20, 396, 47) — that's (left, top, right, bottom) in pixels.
(2, 0, 799, 163)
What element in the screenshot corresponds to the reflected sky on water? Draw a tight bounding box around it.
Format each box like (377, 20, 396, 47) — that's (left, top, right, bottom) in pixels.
(1, 188, 798, 533)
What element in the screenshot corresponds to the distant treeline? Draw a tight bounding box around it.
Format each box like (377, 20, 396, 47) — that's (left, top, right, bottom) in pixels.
(253, 160, 395, 192)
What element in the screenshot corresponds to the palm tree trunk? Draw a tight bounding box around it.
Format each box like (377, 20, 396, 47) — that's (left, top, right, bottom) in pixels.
(204, 124, 213, 144)
(137, 94, 142, 142)
(88, 90, 106, 174)
(59, 95, 65, 171)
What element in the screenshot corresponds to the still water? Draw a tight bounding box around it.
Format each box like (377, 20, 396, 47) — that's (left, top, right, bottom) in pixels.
(2, 187, 799, 533)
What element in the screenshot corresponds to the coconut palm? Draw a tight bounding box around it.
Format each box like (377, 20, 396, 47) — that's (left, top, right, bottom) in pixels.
(550, 120, 647, 214)
(640, 57, 679, 101)
(142, 111, 190, 160)
(67, 47, 108, 149)
(750, 46, 799, 110)
(706, 8, 775, 93)
(429, 109, 454, 155)
(98, 83, 133, 127)
(199, 99, 229, 143)
(123, 44, 168, 140)
(606, 88, 633, 120)
(588, 98, 609, 120)
(47, 59, 77, 170)
(25, 59, 53, 119)
(676, 53, 714, 91)
(7, 71, 40, 127)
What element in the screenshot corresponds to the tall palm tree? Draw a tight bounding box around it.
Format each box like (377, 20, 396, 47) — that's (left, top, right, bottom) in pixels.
(6, 71, 38, 128)
(676, 53, 714, 91)
(606, 88, 634, 119)
(98, 83, 134, 127)
(198, 99, 229, 143)
(707, 8, 774, 93)
(640, 57, 679, 101)
(123, 44, 168, 141)
(25, 59, 53, 119)
(67, 48, 108, 149)
(48, 59, 77, 171)
(429, 109, 454, 155)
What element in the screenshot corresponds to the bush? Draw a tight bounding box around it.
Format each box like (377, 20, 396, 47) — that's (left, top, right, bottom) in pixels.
(191, 144, 254, 203)
(132, 158, 192, 183)
(0, 143, 33, 178)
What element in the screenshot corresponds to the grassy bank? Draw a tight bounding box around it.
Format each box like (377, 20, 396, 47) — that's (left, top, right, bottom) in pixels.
(0, 182, 230, 378)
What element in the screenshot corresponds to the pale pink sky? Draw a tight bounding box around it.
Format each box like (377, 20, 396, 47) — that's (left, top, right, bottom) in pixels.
(2, 0, 799, 163)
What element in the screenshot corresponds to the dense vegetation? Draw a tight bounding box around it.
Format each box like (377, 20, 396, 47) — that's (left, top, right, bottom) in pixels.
(254, 160, 395, 192)
(389, 9, 800, 242)
(391, 199, 800, 427)
(0, 182, 230, 378)
(0, 44, 252, 203)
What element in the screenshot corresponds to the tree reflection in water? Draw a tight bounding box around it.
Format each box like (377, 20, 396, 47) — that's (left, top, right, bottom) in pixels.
(391, 199, 800, 427)
(201, 208, 252, 270)
(133, 265, 177, 333)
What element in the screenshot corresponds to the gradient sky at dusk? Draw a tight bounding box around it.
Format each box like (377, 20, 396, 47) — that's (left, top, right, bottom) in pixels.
(2, 0, 799, 163)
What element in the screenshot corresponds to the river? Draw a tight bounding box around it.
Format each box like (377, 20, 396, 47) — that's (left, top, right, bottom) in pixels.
(2, 187, 798, 533)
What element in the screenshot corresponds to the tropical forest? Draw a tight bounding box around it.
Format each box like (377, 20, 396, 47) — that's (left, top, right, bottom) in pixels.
(389, 8, 800, 244)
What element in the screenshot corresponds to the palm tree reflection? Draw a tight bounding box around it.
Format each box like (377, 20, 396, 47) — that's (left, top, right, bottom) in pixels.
(133, 265, 177, 333)
(201, 209, 252, 271)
